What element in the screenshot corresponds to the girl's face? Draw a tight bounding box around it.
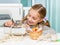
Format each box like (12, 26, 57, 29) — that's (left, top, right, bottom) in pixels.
(27, 9, 41, 26)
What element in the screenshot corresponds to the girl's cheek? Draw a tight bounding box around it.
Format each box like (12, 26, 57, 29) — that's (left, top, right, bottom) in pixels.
(34, 20, 39, 24)
(32, 20, 37, 23)
(32, 20, 35, 23)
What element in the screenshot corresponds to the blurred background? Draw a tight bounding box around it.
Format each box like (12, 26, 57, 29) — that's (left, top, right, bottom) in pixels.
(0, 0, 60, 33)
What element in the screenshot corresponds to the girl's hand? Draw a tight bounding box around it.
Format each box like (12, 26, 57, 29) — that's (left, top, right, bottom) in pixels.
(26, 30, 32, 33)
(36, 28, 42, 32)
(4, 20, 14, 27)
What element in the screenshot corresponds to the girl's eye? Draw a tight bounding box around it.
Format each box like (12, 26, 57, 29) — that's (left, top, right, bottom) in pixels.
(33, 17, 36, 20)
(28, 15, 31, 17)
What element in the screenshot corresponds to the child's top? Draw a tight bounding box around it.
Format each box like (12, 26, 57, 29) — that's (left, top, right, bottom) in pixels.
(23, 20, 57, 41)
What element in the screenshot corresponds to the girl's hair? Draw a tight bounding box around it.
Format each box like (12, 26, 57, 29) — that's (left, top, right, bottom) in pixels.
(22, 4, 50, 27)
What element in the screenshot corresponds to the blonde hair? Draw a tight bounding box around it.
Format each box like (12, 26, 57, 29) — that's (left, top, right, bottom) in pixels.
(22, 4, 50, 27)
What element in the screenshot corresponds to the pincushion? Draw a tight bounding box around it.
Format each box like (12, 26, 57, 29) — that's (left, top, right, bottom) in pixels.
(29, 27, 42, 40)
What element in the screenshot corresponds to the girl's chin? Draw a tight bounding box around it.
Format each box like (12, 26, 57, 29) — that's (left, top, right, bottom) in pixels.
(28, 23, 35, 26)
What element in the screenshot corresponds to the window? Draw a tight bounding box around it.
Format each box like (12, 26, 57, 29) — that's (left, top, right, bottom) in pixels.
(0, 14, 11, 20)
(21, 0, 32, 7)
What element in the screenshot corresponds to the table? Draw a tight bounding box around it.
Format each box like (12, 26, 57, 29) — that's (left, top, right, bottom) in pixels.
(0, 36, 60, 45)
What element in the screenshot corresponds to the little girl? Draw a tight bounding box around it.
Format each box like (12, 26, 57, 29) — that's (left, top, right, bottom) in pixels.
(4, 4, 57, 41)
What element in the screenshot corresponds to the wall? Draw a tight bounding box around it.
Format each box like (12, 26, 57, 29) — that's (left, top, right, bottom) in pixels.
(56, 0, 60, 33)
(49, 0, 60, 33)
(49, 0, 56, 31)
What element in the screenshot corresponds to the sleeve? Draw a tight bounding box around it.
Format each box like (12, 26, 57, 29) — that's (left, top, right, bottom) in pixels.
(38, 26, 57, 41)
(42, 26, 56, 34)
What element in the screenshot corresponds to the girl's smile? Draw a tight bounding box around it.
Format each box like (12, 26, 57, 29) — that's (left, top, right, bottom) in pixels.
(27, 20, 34, 25)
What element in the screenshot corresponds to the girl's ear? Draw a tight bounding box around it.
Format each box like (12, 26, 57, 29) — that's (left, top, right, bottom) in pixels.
(38, 19, 43, 22)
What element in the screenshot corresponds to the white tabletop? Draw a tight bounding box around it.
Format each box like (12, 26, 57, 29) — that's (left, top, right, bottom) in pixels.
(0, 27, 60, 45)
(0, 36, 60, 45)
